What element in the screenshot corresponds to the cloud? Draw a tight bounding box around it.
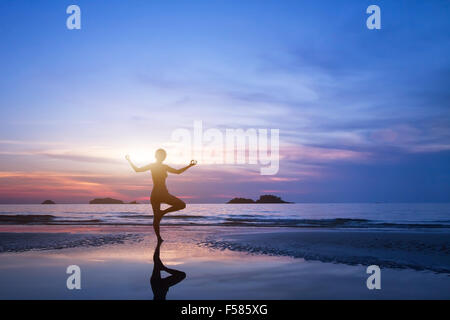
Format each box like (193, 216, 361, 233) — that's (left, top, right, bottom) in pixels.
(0, 140, 124, 165)
(38, 152, 122, 164)
(281, 145, 370, 163)
(0, 171, 117, 203)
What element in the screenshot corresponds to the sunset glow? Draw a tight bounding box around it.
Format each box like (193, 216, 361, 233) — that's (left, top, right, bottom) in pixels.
(0, 1, 449, 203)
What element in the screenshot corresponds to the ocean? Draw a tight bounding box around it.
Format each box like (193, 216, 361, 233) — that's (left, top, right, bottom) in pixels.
(0, 203, 449, 230)
(1, 203, 449, 298)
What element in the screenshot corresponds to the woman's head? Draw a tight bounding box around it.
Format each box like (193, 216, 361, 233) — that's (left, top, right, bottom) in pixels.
(155, 148, 167, 162)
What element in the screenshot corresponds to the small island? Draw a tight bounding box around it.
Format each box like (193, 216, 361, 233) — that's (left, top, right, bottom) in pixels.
(89, 198, 124, 204)
(227, 194, 292, 204)
(41, 200, 56, 205)
(129, 201, 139, 204)
(227, 197, 255, 204)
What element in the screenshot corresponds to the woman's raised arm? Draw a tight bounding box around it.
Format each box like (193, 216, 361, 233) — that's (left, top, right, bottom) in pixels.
(125, 155, 152, 172)
(166, 160, 197, 175)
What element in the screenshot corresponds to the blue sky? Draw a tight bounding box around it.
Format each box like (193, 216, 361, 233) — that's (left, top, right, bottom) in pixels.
(0, 0, 449, 203)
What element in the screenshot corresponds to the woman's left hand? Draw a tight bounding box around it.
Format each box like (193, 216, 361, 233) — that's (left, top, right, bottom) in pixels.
(190, 160, 198, 166)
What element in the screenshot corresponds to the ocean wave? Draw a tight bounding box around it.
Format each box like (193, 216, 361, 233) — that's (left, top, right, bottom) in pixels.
(0, 214, 101, 225)
(0, 215, 55, 224)
(0, 214, 449, 229)
(125, 214, 207, 219)
(0, 232, 143, 253)
(219, 217, 450, 229)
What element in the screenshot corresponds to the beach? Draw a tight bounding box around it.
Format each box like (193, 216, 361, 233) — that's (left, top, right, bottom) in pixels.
(2, 0, 450, 305)
(0, 223, 449, 299)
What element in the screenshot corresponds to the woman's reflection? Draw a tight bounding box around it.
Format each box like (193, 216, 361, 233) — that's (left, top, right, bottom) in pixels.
(150, 240, 186, 300)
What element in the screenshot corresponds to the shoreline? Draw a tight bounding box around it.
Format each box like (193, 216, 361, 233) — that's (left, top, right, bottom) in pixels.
(1, 225, 449, 273)
(0, 225, 449, 299)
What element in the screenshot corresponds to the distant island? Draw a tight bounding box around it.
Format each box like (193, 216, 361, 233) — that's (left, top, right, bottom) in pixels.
(89, 198, 140, 204)
(41, 200, 55, 204)
(227, 195, 292, 204)
(227, 197, 255, 204)
(89, 198, 124, 204)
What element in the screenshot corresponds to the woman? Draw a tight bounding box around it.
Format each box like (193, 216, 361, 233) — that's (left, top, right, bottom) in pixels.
(126, 149, 196, 242)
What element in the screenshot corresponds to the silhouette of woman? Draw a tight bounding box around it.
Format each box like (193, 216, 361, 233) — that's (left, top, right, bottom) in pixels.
(150, 240, 186, 300)
(126, 149, 196, 242)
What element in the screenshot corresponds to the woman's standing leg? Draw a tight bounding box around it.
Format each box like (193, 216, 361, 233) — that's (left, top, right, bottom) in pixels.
(151, 199, 163, 242)
(153, 193, 186, 242)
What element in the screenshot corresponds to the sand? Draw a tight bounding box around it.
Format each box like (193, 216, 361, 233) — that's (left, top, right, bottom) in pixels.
(0, 225, 449, 299)
(203, 229, 450, 273)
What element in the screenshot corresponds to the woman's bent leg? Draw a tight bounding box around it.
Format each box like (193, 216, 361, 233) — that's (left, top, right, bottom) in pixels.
(161, 194, 186, 215)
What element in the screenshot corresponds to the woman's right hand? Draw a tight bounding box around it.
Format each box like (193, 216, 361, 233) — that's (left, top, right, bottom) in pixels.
(125, 154, 130, 161)
(190, 160, 198, 166)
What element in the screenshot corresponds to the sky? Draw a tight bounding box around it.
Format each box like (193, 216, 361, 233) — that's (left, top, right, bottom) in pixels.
(0, 0, 449, 203)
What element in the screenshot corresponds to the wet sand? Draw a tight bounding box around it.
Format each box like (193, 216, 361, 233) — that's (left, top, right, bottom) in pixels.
(203, 229, 450, 273)
(0, 225, 449, 299)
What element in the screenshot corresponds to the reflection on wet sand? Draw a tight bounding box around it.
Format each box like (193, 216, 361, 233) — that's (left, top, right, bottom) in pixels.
(150, 240, 186, 300)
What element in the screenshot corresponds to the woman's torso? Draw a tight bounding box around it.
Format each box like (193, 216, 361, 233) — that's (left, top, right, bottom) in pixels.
(150, 163, 168, 194)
